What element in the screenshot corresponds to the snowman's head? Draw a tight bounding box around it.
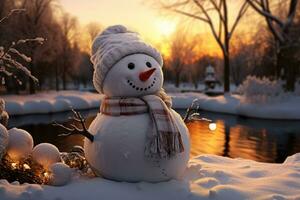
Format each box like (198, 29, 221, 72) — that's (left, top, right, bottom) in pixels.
(90, 25, 164, 96)
(103, 54, 163, 97)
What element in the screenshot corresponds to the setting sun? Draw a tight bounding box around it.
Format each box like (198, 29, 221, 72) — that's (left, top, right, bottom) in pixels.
(155, 20, 176, 37)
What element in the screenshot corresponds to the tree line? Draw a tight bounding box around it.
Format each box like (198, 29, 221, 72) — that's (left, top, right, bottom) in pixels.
(0, 0, 101, 94)
(161, 0, 300, 92)
(0, 0, 299, 94)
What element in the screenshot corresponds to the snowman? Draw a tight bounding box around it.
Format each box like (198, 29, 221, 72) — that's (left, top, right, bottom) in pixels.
(84, 25, 190, 182)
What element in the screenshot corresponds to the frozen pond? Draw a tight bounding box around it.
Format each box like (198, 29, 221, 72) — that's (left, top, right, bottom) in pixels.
(8, 109, 300, 163)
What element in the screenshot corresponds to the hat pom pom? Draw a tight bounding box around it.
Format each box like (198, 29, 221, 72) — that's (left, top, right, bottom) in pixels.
(91, 25, 130, 56)
(102, 25, 128, 35)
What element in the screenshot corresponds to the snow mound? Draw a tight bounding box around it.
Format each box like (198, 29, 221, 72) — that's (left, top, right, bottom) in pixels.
(170, 93, 200, 109)
(0, 154, 299, 200)
(2, 91, 103, 116)
(192, 93, 300, 120)
(236, 76, 284, 102)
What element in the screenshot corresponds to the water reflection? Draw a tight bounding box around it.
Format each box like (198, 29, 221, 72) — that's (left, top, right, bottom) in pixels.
(8, 109, 300, 163)
(186, 110, 300, 163)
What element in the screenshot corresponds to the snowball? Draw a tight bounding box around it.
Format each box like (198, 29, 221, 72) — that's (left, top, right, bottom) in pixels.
(49, 163, 72, 186)
(0, 124, 8, 159)
(7, 128, 33, 161)
(32, 143, 61, 169)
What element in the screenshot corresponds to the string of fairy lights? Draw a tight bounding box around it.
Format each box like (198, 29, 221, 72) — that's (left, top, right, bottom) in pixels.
(0, 146, 92, 185)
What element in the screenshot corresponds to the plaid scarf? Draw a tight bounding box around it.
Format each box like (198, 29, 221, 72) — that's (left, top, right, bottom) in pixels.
(100, 95, 184, 159)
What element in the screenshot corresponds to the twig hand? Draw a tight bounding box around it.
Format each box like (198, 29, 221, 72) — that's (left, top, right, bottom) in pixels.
(53, 109, 94, 142)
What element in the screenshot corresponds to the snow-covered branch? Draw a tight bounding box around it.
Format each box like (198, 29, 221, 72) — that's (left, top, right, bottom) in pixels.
(0, 7, 46, 86)
(0, 9, 25, 24)
(0, 38, 44, 84)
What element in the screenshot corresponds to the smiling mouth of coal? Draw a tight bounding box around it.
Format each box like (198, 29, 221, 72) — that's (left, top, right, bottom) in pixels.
(127, 78, 156, 91)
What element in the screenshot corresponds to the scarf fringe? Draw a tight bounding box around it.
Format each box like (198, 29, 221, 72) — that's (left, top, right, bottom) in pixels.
(143, 94, 184, 159)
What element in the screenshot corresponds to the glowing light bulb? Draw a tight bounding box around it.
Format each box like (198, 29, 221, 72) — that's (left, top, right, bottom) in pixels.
(11, 163, 17, 169)
(23, 164, 31, 170)
(44, 172, 49, 178)
(209, 123, 217, 131)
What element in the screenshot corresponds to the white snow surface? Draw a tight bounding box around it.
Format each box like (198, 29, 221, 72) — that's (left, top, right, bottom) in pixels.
(2, 90, 300, 119)
(170, 93, 300, 120)
(2, 91, 103, 116)
(198, 94, 300, 120)
(0, 153, 299, 200)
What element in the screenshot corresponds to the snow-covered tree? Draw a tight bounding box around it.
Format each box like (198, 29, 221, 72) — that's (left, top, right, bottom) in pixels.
(0, 9, 44, 126)
(0, 9, 44, 87)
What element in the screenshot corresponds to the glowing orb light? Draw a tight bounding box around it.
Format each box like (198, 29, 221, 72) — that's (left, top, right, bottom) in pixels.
(23, 164, 30, 170)
(11, 162, 17, 169)
(209, 123, 217, 131)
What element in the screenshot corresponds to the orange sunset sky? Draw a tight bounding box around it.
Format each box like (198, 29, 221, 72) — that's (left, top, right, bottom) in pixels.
(60, 0, 259, 56)
(60, 0, 184, 41)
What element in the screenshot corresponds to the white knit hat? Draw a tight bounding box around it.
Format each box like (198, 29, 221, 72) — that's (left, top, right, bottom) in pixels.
(90, 25, 163, 93)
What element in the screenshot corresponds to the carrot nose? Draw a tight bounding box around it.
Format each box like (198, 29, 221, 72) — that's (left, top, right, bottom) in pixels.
(139, 68, 156, 82)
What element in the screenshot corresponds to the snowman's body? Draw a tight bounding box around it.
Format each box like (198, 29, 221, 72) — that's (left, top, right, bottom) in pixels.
(84, 109, 189, 182)
(86, 25, 190, 182)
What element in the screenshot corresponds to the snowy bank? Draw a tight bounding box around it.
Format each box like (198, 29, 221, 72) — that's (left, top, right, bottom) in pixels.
(2, 91, 103, 116)
(0, 153, 299, 200)
(170, 92, 300, 120)
(2, 90, 195, 116)
(190, 93, 300, 120)
(2, 91, 300, 120)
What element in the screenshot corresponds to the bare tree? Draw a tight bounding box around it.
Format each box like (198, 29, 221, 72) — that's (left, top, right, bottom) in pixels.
(161, 0, 249, 92)
(58, 12, 79, 90)
(85, 22, 102, 54)
(15, 0, 55, 94)
(167, 26, 198, 87)
(230, 33, 267, 85)
(86, 22, 102, 42)
(246, 0, 299, 91)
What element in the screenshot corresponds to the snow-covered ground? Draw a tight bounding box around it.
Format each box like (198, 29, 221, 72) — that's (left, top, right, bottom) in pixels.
(163, 82, 235, 93)
(0, 153, 299, 200)
(1, 89, 300, 199)
(194, 93, 300, 120)
(1, 90, 196, 116)
(2, 90, 300, 120)
(2, 91, 103, 116)
(170, 92, 300, 120)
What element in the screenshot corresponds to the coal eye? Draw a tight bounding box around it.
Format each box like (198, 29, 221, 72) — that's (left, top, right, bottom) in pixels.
(128, 62, 135, 70)
(146, 62, 152, 68)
